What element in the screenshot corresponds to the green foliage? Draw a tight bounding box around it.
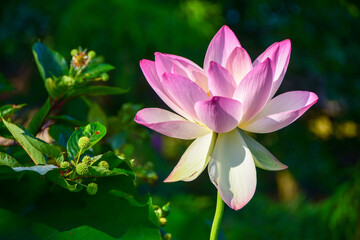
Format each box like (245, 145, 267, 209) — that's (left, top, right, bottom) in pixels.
(82, 63, 115, 78)
(67, 122, 106, 159)
(2, 118, 46, 165)
(0, 104, 26, 118)
(32, 42, 69, 81)
(27, 97, 51, 135)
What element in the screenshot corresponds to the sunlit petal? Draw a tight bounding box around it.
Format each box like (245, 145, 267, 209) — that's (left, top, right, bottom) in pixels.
(135, 108, 211, 139)
(204, 25, 241, 72)
(241, 91, 318, 133)
(208, 129, 257, 210)
(164, 132, 216, 182)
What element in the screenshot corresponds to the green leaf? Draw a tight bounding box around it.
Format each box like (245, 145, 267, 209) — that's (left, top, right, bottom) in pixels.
(0, 73, 13, 92)
(92, 151, 129, 169)
(88, 166, 130, 177)
(23, 133, 61, 158)
(0, 104, 26, 118)
(12, 165, 59, 175)
(0, 152, 21, 167)
(32, 42, 69, 81)
(1, 118, 46, 165)
(49, 125, 74, 148)
(87, 101, 108, 126)
(67, 122, 107, 159)
(67, 86, 129, 98)
(239, 129, 288, 171)
(51, 226, 115, 240)
(45, 169, 83, 192)
(27, 97, 51, 135)
(82, 63, 115, 78)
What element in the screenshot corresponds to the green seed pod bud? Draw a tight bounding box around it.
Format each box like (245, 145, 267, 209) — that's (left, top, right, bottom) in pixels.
(100, 73, 109, 81)
(82, 155, 91, 165)
(153, 206, 162, 219)
(88, 50, 96, 59)
(163, 233, 172, 240)
(60, 161, 71, 169)
(161, 202, 170, 217)
(78, 136, 90, 149)
(99, 160, 109, 169)
(76, 162, 89, 176)
(61, 76, 76, 86)
(87, 182, 98, 196)
(71, 49, 79, 56)
(159, 217, 167, 227)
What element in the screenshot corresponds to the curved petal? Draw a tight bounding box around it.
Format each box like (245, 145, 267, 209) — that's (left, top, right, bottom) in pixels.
(135, 108, 211, 139)
(140, 60, 192, 120)
(208, 61, 236, 98)
(164, 132, 216, 182)
(162, 73, 209, 122)
(204, 25, 241, 72)
(241, 91, 318, 133)
(155, 53, 208, 92)
(253, 40, 291, 99)
(233, 58, 274, 124)
(194, 96, 242, 133)
(226, 47, 253, 85)
(208, 129, 257, 210)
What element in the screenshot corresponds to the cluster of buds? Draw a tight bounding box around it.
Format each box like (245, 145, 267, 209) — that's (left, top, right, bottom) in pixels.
(153, 202, 170, 227)
(153, 202, 172, 239)
(71, 49, 95, 70)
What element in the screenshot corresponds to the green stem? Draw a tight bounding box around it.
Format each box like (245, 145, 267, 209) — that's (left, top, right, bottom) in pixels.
(210, 191, 225, 240)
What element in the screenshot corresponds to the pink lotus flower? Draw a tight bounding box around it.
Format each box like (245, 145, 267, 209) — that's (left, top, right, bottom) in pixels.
(135, 25, 318, 210)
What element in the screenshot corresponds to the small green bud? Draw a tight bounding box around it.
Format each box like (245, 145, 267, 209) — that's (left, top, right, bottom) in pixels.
(82, 155, 91, 165)
(99, 160, 109, 169)
(100, 73, 109, 81)
(87, 182, 98, 195)
(159, 217, 167, 227)
(61, 76, 75, 86)
(161, 202, 170, 217)
(71, 49, 78, 56)
(60, 161, 71, 169)
(163, 233, 172, 240)
(76, 162, 89, 176)
(153, 206, 162, 219)
(88, 50, 96, 59)
(78, 136, 90, 149)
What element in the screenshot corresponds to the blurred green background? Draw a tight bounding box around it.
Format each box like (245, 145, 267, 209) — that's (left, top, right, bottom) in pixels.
(0, 0, 359, 239)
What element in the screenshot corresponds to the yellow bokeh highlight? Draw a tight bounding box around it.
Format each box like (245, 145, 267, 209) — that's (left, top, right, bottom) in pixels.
(335, 121, 358, 139)
(309, 115, 333, 140)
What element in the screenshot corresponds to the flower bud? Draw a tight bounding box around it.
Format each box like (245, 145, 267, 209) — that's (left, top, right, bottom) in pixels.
(159, 217, 167, 227)
(78, 136, 90, 149)
(71, 49, 79, 56)
(87, 182, 98, 195)
(60, 161, 71, 169)
(88, 50, 96, 59)
(76, 162, 89, 176)
(99, 160, 110, 169)
(61, 76, 75, 86)
(153, 205, 162, 219)
(101, 73, 109, 81)
(161, 202, 170, 217)
(163, 233, 172, 240)
(82, 155, 91, 165)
